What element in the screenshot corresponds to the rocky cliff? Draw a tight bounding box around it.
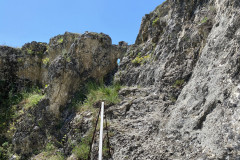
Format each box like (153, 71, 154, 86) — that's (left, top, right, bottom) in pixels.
(1, 0, 240, 159)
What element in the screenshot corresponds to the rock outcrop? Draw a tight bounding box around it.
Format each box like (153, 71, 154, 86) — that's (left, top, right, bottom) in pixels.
(0, 32, 127, 159)
(47, 32, 127, 115)
(111, 0, 240, 159)
(1, 0, 240, 159)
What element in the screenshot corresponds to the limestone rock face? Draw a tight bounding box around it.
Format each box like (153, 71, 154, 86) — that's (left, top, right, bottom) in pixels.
(0, 32, 127, 116)
(2, 0, 240, 159)
(18, 42, 48, 85)
(0, 31, 127, 158)
(0, 42, 47, 86)
(46, 32, 127, 115)
(111, 0, 240, 159)
(48, 32, 80, 62)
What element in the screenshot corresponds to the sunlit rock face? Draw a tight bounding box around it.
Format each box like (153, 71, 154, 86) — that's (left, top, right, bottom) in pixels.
(0, 32, 127, 158)
(2, 0, 240, 159)
(112, 0, 240, 159)
(47, 32, 127, 115)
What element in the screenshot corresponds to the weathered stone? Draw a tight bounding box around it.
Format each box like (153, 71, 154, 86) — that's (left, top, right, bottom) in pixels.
(2, 0, 240, 159)
(111, 0, 240, 159)
(46, 32, 127, 115)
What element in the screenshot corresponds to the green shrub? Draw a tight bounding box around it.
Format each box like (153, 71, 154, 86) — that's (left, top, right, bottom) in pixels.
(0, 85, 44, 137)
(24, 92, 45, 110)
(66, 57, 71, 63)
(46, 143, 56, 152)
(17, 58, 23, 63)
(200, 17, 208, 24)
(72, 142, 90, 160)
(27, 49, 33, 54)
(9, 87, 44, 111)
(57, 38, 64, 44)
(152, 18, 159, 26)
(173, 79, 185, 88)
(132, 56, 143, 65)
(49, 152, 64, 160)
(0, 141, 13, 160)
(42, 57, 50, 66)
(35, 143, 64, 160)
(131, 54, 150, 65)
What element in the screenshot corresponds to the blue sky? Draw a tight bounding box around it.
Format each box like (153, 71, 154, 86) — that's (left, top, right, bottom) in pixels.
(0, 0, 165, 47)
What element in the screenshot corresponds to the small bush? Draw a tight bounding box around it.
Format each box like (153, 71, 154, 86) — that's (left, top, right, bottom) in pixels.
(0, 86, 44, 133)
(8, 87, 44, 111)
(200, 17, 208, 24)
(49, 152, 64, 160)
(152, 18, 159, 26)
(132, 56, 143, 65)
(46, 143, 56, 152)
(131, 54, 150, 66)
(17, 58, 23, 63)
(42, 57, 50, 66)
(24, 92, 45, 110)
(66, 57, 71, 63)
(72, 142, 90, 160)
(57, 38, 64, 44)
(0, 141, 13, 160)
(173, 79, 184, 88)
(35, 143, 64, 160)
(27, 49, 33, 54)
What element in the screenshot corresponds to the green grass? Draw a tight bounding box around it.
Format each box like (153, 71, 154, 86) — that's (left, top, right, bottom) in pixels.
(6, 87, 45, 138)
(72, 129, 94, 160)
(14, 87, 45, 110)
(0, 84, 45, 159)
(1, 86, 45, 140)
(48, 153, 64, 160)
(152, 17, 159, 26)
(24, 93, 45, 110)
(0, 85, 39, 130)
(200, 17, 208, 24)
(72, 121, 112, 160)
(72, 141, 90, 160)
(34, 143, 64, 160)
(57, 38, 64, 44)
(73, 81, 121, 113)
(71, 81, 118, 159)
(83, 82, 121, 107)
(173, 79, 185, 88)
(17, 58, 23, 63)
(45, 143, 56, 152)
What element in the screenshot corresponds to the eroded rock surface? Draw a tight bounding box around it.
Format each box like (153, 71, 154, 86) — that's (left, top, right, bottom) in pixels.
(110, 0, 240, 159)
(0, 32, 127, 159)
(47, 32, 127, 115)
(1, 0, 240, 159)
